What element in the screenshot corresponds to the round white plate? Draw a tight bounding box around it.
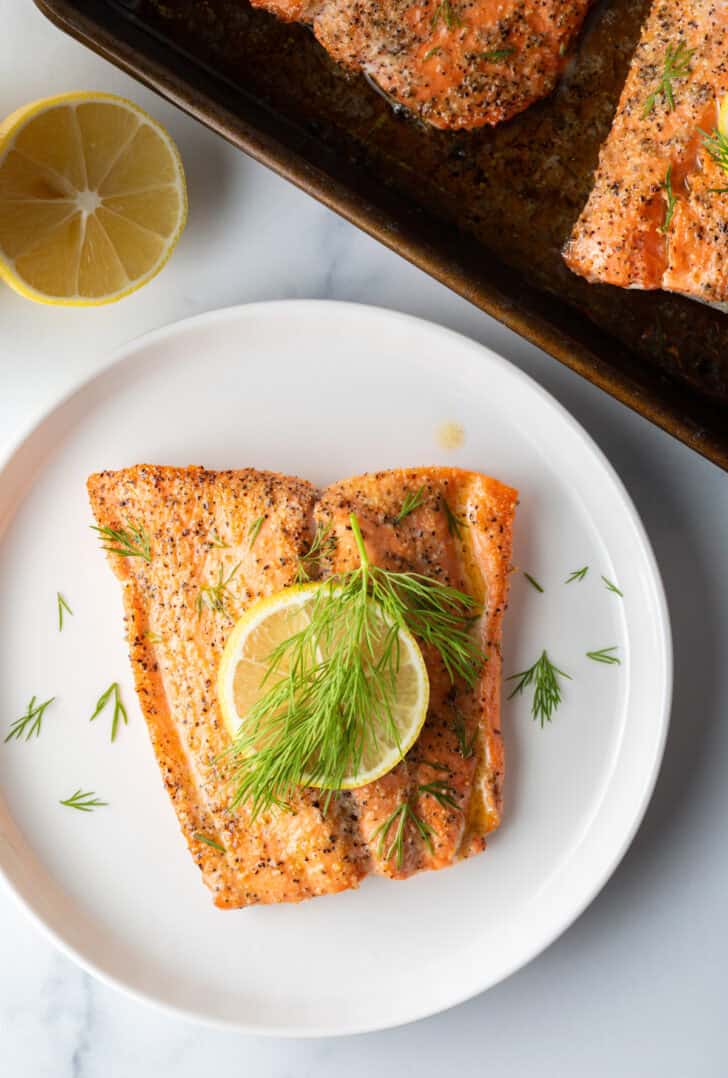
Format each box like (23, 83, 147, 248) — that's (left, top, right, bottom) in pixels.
(0, 301, 671, 1036)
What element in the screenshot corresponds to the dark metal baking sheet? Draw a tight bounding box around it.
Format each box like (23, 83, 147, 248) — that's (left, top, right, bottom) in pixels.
(35, 0, 728, 469)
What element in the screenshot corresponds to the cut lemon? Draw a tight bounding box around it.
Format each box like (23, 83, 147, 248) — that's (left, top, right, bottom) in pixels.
(217, 583, 430, 789)
(719, 93, 728, 136)
(0, 92, 187, 305)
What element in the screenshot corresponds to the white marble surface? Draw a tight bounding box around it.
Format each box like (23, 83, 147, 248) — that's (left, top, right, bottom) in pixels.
(1, 2, 727, 1073)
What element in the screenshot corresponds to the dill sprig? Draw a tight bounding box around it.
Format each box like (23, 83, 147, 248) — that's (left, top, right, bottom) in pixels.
(197, 563, 241, 615)
(227, 513, 483, 817)
(144, 630, 162, 644)
(91, 520, 151, 562)
(586, 646, 621, 665)
(479, 47, 516, 62)
(60, 789, 108, 812)
(523, 572, 544, 593)
(395, 486, 426, 523)
(565, 566, 588, 584)
(248, 516, 265, 549)
(442, 498, 467, 539)
(296, 521, 336, 583)
(5, 696, 55, 742)
(601, 575, 623, 597)
(89, 682, 128, 742)
(700, 126, 728, 193)
(57, 592, 73, 631)
(643, 43, 695, 117)
(372, 802, 433, 868)
(208, 530, 229, 549)
(194, 832, 225, 852)
(424, 45, 442, 60)
(431, 0, 461, 30)
(454, 709, 476, 758)
(418, 779, 459, 810)
(507, 650, 571, 727)
(659, 165, 677, 234)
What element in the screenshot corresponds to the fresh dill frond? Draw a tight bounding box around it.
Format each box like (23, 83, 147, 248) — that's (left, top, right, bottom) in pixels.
(700, 126, 728, 193)
(507, 650, 571, 727)
(60, 789, 108, 812)
(372, 802, 434, 868)
(208, 530, 229, 549)
(89, 682, 128, 742)
(144, 630, 163, 644)
(659, 165, 677, 234)
(197, 563, 241, 616)
(431, 0, 461, 30)
(523, 572, 544, 593)
(423, 45, 442, 60)
(194, 832, 225, 852)
(57, 592, 73, 631)
(479, 47, 516, 62)
(5, 696, 55, 743)
(247, 516, 265, 549)
(296, 521, 336, 582)
(91, 520, 151, 562)
(395, 486, 426, 523)
(454, 709, 476, 758)
(565, 566, 588, 584)
(442, 498, 467, 539)
(601, 575, 623, 597)
(586, 646, 621, 665)
(643, 43, 695, 116)
(227, 513, 484, 817)
(418, 780, 459, 810)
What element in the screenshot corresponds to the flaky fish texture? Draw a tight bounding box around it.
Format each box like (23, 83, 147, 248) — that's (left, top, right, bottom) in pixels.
(88, 466, 517, 908)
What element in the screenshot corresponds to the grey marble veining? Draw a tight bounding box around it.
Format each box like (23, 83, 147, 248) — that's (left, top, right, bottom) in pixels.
(1, 1, 727, 1075)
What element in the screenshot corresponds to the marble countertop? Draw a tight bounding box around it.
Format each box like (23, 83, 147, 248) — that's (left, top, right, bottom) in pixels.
(1, 2, 726, 1074)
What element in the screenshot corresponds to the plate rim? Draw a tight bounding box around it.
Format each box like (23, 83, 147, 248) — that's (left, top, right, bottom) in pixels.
(0, 299, 673, 1036)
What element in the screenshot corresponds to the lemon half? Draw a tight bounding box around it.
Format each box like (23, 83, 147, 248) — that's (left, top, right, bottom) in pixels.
(217, 583, 430, 789)
(0, 92, 187, 305)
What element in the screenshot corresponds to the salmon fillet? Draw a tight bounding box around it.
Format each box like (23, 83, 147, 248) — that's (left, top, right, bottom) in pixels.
(88, 465, 517, 907)
(249, 0, 592, 130)
(564, 0, 728, 307)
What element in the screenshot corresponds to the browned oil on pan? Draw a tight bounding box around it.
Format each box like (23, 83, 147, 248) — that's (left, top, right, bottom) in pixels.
(35, 0, 728, 471)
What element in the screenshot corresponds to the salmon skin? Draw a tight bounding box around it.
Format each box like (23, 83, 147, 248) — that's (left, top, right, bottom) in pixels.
(564, 0, 728, 307)
(249, 0, 592, 131)
(88, 466, 517, 908)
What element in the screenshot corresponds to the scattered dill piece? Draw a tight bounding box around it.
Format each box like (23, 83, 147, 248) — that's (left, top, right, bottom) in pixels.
(396, 486, 426, 523)
(431, 0, 461, 30)
(296, 521, 336, 583)
(586, 646, 621, 665)
(194, 833, 225, 852)
(523, 572, 544, 593)
(5, 696, 55, 743)
(91, 520, 151, 563)
(415, 759, 451, 772)
(565, 566, 589, 584)
(208, 530, 229, 549)
(89, 682, 128, 742)
(659, 165, 677, 234)
(247, 516, 265, 549)
(227, 513, 484, 817)
(423, 45, 442, 60)
(57, 592, 73, 631)
(479, 47, 516, 62)
(418, 780, 459, 810)
(372, 802, 434, 869)
(700, 126, 728, 193)
(601, 575, 623, 597)
(643, 43, 695, 116)
(197, 562, 241, 616)
(144, 630, 162, 645)
(507, 650, 571, 727)
(60, 789, 108, 812)
(442, 498, 467, 539)
(454, 709, 476, 758)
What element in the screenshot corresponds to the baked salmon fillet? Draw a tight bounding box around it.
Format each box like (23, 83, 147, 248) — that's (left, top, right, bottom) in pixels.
(88, 465, 517, 907)
(564, 0, 728, 307)
(250, 0, 592, 130)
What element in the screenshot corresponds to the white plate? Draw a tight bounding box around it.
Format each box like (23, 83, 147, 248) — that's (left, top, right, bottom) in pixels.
(0, 301, 671, 1036)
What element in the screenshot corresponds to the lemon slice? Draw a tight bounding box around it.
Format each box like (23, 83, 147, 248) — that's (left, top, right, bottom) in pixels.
(719, 93, 728, 136)
(217, 583, 430, 789)
(0, 92, 187, 305)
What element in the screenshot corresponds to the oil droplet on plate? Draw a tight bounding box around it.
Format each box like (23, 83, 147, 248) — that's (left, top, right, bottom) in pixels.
(436, 421, 464, 450)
